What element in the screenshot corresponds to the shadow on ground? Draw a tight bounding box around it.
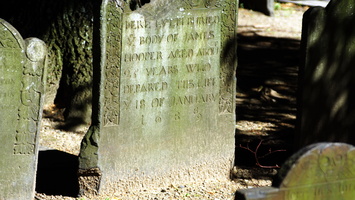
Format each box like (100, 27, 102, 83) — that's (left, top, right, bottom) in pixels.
(36, 150, 79, 197)
(35, 31, 301, 196)
(233, 32, 300, 179)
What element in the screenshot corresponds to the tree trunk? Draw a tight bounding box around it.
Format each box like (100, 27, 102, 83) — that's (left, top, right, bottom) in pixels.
(51, 0, 94, 130)
(0, 0, 94, 130)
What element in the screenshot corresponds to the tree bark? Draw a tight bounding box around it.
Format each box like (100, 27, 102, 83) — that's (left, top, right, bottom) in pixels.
(0, 0, 94, 130)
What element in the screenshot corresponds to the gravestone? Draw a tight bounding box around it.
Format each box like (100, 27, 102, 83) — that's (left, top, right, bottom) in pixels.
(240, 0, 274, 16)
(78, 0, 237, 196)
(0, 19, 47, 200)
(236, 143, 355, 200)
(278, 0, 330, 7)
(297, 0, 355, 149)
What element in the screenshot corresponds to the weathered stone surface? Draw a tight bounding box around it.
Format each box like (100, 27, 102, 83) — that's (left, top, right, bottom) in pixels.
(236, 143, 355, 200)
(78, 0, 237, 196)
(297, 0, 355, 149)
(0, 19, 47, 200)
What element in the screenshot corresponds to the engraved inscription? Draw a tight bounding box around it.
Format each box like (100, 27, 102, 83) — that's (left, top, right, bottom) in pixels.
(123, 82, 168, 94)
(118, 9, 222, 126)
(282, 144, 355, 198)
(124, 51, 163, 62)
(0, 47, 23, 155)
(285, 180, 355, 199)
(237, 144, 355, 200)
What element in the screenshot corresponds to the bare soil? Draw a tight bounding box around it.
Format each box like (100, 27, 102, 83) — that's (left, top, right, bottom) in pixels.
(36, 3, 308, 200)
(234, 3, 307, 171)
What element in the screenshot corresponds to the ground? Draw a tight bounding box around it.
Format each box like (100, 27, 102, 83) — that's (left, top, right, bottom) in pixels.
(36, 3, 308, 200)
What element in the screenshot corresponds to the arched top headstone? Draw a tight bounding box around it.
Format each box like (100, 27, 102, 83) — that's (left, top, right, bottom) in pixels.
(236, 143, 355, 200)
(0, 18, 25, 49)
(0, 18, 47, 200)
(275, 143, 355, 187)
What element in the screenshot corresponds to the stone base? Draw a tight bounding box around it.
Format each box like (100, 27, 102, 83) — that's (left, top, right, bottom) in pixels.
(78, 168, 102, 197)
(78, 158, 233, 197)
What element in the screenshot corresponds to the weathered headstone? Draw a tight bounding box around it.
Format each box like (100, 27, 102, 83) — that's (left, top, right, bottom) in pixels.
(236, 143, 355, 200)
(297, 0, 355, 149)
(0, 19, 47, 200)
(78, 0, 237, 196)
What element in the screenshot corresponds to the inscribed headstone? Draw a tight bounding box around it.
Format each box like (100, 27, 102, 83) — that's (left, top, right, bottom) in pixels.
(78, 0, 237, 196)
(297, 0, 355, 149)
(236, 143, 355, 200)
(0, 19, 47, 200)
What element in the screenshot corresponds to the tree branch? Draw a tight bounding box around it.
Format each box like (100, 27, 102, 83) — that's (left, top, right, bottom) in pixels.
(239, 139, 286, 169)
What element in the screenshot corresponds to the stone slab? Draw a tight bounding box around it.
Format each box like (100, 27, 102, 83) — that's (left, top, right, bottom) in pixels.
(297, 0, 355, 149)
(236, 143, 355, 200)
(277, 0, 329, 7)
(0, 18, 47, 200)
(78, 0, 237, 196)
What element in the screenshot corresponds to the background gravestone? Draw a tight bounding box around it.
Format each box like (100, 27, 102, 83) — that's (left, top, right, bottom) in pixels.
(78, 0, 238, 196)
(297, 0, 355, 149)
(236, 143, 355, 200)
(296, 0, 355, 148)
(0, 19, 47, 200)
(240, 0, 274, 16)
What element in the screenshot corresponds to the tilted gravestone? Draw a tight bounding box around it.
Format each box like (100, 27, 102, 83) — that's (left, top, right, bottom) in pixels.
(0, 19, 47, 200)
(297, 0, 355, 149)
(78, 0, 238, 196)
(236, 143, 355, 200)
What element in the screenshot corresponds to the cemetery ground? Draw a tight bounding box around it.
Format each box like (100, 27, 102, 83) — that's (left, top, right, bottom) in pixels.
(36, 3, 307, 200)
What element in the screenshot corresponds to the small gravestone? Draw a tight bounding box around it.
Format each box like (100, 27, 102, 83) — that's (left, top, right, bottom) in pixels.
(236, 143, 355, 200)
(78, 0, 237, 196)
(297, 0, 355, 148)
(0, 19, 47, 200)
(240, 0, 274, 16)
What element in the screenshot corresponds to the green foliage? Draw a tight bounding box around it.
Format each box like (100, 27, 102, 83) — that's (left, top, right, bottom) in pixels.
(274, 2, 281, 10)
